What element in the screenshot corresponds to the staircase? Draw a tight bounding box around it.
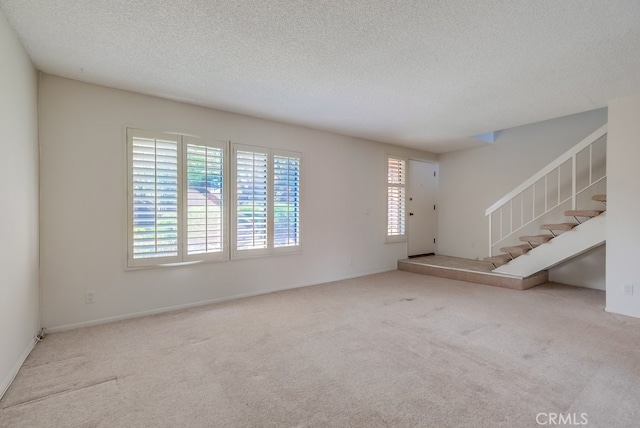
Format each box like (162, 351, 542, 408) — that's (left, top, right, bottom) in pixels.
(484, 194, 606, 275)
(399, 125, 607, 290)
(484, 124, 607, 279)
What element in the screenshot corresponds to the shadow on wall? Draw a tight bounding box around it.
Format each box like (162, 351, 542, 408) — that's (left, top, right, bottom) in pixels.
(548, 244, 605, 291)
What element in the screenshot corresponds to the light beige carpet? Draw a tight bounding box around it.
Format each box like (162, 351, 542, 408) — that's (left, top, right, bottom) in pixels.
(2, 271, 640, 427)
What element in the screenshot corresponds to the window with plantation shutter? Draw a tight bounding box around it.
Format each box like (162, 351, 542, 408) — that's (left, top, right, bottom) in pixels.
(127, 129, 228, 268)
(129, 130, 180, 265)
(184, 138, 226, 260)
(232, 145, 302, 257)
(235, 147, 269, 252)
(273, 153, 300, 248)
(127, 129, 301, 267)
(387, 156, 406, 242)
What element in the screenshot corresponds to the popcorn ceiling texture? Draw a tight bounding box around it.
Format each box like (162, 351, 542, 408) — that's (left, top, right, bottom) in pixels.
(1, 0, 640, 152)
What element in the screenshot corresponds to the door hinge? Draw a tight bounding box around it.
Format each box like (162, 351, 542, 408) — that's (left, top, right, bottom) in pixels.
(433, 238, 436, 244)
(433, 171, 436, 177)
(434, 205, 436, 210)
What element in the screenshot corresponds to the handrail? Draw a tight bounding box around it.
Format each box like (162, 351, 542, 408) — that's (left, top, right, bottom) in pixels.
(485, 124, 608, 216)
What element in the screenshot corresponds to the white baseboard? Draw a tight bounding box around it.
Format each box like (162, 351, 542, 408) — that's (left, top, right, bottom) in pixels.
(604, 306, 640, 320)
(1, 337, 37, 400)
(47, 268, 396, 333)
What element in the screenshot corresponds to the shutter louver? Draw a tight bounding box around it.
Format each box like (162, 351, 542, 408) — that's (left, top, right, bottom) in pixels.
(186, 144, 224, 255)
(387, 157, 406, 237)
(131, 136, 179, 260)
(236, 150, 269, 250)
(273, 154, 300, 248)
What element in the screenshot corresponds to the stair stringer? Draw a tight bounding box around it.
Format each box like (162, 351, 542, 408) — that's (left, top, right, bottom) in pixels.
(493, 212, 606, 277)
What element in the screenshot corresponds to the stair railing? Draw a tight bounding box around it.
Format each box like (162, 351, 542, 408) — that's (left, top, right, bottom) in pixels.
(485, 124, 607, 257)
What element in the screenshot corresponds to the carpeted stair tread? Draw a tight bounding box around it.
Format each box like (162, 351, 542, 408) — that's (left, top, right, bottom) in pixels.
(592, 194, 607, 202)
(499, 244, 532, 256)
(519, 235, 554, 245)
(540, 223, 577, 231)
(564, 209, 603, 217)
(483, 254, 512, 267)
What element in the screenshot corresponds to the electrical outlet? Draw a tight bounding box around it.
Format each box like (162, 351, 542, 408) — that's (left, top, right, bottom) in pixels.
(623, 284, 634, 296)
(85, 291, 95, 304)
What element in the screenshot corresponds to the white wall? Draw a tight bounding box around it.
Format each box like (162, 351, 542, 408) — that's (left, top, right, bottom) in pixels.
(548, 245, 606, 291)
(606, 94, 640, 318)
(437, 109, 608, 261)
(38, 75, 435, 330)
(0, 13, 40, 397)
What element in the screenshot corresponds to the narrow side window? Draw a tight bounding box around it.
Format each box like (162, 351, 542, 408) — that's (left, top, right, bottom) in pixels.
(386, 155, 406, 242)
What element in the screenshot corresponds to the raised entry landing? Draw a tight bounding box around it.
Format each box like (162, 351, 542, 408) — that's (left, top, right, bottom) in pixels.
(398, 255, 548, 290)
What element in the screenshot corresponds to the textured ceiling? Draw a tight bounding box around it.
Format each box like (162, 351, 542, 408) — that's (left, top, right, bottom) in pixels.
(2, 1, 640, 153)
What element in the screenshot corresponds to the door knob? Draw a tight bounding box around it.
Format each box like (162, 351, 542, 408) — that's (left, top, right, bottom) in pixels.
(409, 212, 414, 216)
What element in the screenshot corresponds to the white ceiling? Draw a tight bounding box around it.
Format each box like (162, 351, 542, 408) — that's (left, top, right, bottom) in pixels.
(2, 1, 640, 153)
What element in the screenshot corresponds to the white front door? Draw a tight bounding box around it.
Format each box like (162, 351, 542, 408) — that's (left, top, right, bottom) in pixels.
(407, 160, 436, 256)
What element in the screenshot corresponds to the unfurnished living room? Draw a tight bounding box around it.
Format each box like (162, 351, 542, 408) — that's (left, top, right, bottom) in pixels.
(2, 1, 640, 427)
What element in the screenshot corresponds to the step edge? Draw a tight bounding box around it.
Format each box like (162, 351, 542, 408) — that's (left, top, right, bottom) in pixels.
(398, 260, 527, 279)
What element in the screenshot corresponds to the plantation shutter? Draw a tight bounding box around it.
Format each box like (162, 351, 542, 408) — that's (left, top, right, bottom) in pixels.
(128, 131, 302, 266)
(185, 139, 226, 259)
(235, 147, 269, 252)
(273, 152, 301, 249)
(129, 130, 180, 266)
(387, 156, 406, 239)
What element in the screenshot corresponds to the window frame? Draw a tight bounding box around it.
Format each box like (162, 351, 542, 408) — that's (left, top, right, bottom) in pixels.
(126, 128, 229, 268)
(386, 154, 407, 243)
